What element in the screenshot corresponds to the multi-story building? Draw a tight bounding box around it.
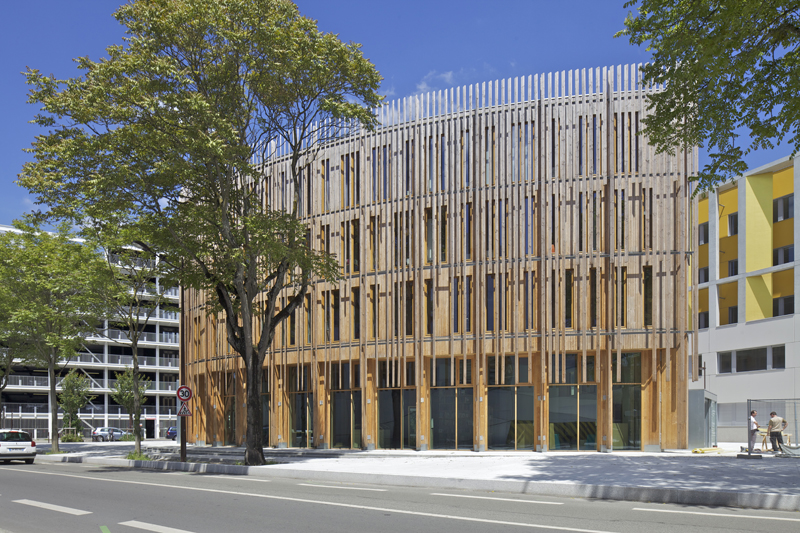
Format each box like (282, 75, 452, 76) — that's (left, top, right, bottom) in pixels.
(692, 155, 800, 442)
(0, 225, 180, 439)
(184, 64, 698, 451)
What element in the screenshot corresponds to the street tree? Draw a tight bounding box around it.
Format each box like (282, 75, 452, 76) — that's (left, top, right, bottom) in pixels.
(20, 0, 381, 464)
(0, 219, 110, 452)
(618, 0, 800, 191)
(110, 366, 152, 439)
(87, 223, 177, 455)
(0, 347, 13, 428)
(58, 369, 96, 440)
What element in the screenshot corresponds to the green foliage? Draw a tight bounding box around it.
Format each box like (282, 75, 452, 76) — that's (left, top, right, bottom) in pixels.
(0, 218, 111, 453)
(60, 433, 85, 443)
(19, 0, 382, 465)
(110, 366, 151, 435)
(618, 0, 800, 192)
(58, 369, 95, 433)
(126, 451, 151, 461)
(120, 434, 136, 442)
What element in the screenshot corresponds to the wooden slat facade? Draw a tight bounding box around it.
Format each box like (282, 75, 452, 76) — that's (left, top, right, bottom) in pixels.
(183, 64, 696, 451)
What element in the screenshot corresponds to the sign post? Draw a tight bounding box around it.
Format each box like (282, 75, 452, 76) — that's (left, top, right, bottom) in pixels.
(176, 386, 192, 463)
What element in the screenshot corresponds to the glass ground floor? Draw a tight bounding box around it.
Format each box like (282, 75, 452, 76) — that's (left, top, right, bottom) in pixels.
(187, 351, 668, 451)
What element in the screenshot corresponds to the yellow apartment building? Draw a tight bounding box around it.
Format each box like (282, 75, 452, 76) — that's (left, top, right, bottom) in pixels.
(693, 156, 800, 443)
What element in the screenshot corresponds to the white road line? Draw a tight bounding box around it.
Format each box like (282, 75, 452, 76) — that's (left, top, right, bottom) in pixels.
(202, 475, 271, 482)
(633, 508, 800, 522)
(13, 499, 92, 516)
(298, 483, 386, 492)
(432, 493, 563, 505)
(1, 468, 616, 533)
(118, 520, 194, 533)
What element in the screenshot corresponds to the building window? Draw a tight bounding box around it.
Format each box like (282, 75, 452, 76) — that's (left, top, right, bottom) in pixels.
(774, 194, 794, 222)
(719, 352, 732, 373)
(352, 288, 360, 341)
(698, 222, 709, 245)
(728, 305, 738, 324)
(564, 269, 574, 328)
(773, 345, 786, 369)
(737, 348, 767, 372)
(698, 311, 709, 329)
(643, 266, 653, 326)
(773, 295, 794, 317)
(773, 244, 794, 266)
(718, 345, 784, 374)
(698, 267, 709, 284)
(728, 213, 738, 236)
(728, 259, 738, 277)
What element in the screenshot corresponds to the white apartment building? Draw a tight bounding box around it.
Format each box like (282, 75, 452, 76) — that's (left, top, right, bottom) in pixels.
(0, 225, 180, 439)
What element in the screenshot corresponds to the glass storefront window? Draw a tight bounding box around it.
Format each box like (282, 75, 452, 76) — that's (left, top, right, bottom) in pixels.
(612, 384, 640, 450)
(378, 388, 416, 449)
(487, 385, 534, 450)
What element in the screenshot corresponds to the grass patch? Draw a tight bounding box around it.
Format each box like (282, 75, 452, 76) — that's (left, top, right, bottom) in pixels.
(46, 450, 67, 455)
(60, 434, 84, 443)
(126, 451, 152, 461)
(119, 434, 136, 442)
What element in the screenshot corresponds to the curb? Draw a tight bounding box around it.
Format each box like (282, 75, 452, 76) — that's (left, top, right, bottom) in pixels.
(36, 454, 800, 511)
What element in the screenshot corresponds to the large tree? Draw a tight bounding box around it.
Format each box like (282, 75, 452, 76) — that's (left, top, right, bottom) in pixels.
(20, 0, 381, 464)
(0, 220, 110, 453)
(618, 0, 800, 191)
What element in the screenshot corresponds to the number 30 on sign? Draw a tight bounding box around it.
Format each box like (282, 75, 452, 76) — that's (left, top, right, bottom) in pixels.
(177, 385, 192, 402)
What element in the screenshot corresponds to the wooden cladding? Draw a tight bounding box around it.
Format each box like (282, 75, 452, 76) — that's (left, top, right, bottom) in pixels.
(184, 64, 697, 451)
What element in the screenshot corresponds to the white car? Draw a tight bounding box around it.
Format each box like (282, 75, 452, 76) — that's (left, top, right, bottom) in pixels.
(0, 430, 36, 464)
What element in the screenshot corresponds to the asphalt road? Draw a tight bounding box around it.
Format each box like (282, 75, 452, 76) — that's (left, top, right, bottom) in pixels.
(0, 461, 798, 533)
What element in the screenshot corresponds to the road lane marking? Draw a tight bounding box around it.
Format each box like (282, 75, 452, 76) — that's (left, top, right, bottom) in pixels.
(432, 493, 563, 505)
(119, 520, 194, 533)
(633, 508, 800, 522)
(298, 483, 386, 492)
(2, 468, 616, 533)
(13, 499, 92, 516)
(201, 475, 271, 482)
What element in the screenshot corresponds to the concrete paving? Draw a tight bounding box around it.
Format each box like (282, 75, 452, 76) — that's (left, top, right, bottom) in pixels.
(34, 440, 800, 511)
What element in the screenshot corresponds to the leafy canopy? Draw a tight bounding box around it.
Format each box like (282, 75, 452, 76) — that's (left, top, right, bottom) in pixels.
(19, 0, 382, 465)
(58, 369, 96, 433)
(618, 0, 800, 191)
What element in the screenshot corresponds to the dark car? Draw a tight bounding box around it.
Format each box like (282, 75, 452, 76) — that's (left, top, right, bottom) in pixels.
(165, 426, 177, 440)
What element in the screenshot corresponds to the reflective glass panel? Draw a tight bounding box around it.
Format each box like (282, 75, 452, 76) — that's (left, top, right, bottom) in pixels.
(488, 387, 515, 449)
(517, 386, 535, 450)
(579, 385, 597, 450)
(549, 385, 578, 450)
(613, 384, 641, 450)
(331, 391, 351, 449)
(431, 388, 456, 449)
(457, 387, 474, 450)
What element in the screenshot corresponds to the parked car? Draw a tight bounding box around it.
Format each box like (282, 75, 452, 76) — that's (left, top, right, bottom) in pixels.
(165, 426, 177, 440)
(91, 427, 128, 442)
(0, 430, 36, 464)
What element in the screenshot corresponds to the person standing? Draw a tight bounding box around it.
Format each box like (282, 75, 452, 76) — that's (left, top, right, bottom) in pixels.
(749, 410, 760, 452)
(767, 411, 789, 452)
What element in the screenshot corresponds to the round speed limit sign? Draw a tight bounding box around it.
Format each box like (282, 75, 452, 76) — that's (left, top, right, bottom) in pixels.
(176, 385, 192, 402)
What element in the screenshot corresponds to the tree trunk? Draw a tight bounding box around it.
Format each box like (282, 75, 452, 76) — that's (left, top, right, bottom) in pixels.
(49, 350, 59, 453)
(132, 340, 141, 455)
(244, 350, 265, 465)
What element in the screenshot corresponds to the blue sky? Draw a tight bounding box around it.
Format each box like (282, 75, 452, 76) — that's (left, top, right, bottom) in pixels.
(0, 0, 787, 226)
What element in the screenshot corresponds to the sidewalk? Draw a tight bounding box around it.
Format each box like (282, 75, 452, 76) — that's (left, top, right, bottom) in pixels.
(36, 441, 800, 511)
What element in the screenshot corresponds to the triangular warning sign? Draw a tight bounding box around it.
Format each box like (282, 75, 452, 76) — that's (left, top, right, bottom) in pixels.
(177, 401, 192, 417)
